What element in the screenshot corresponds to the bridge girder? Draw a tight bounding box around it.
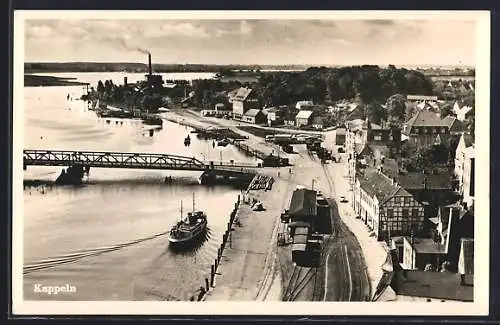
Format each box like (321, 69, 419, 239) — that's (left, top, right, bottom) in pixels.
(23, 149, 259, 174)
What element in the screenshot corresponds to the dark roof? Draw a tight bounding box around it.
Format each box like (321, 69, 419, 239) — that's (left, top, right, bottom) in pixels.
(408, 237, 447, 254)
(244, 109, 263, 117)
(358, 169, 412, 204)
(380, 158, 400, 179)
(405, 110, 457, 133)
(397, 172, 452, 191)
(347, 105, 366, 121)
(289, 188, 317, 217)
(233, 87, 253, 101)
(392, 270, 473, 302)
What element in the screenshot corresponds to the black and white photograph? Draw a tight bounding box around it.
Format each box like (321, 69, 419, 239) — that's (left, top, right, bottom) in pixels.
(12, 10, 490, 315)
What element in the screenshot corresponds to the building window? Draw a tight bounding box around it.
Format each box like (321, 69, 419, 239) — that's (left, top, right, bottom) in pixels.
(394, 197, 401, 205)
(403, 197, 411, 205)
(412, 209, 419, 217)
(402, 209, 409, 218)
(374, 135, 382, 141)
(387, 209, 394, 219)
(432, 128, 436, 133)
(423, 128, 427, 134)
(441, 128, 446, 134)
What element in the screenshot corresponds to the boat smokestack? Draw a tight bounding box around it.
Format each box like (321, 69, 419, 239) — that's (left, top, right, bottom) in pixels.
(148, 52, 152, 76)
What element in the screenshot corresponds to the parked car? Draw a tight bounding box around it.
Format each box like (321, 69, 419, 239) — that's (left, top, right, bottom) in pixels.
(337, 147, 345, 153)
(339, 196, 348, 203)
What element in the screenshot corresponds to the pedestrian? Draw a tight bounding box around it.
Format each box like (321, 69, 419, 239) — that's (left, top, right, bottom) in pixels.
(278, 171, 280, 177)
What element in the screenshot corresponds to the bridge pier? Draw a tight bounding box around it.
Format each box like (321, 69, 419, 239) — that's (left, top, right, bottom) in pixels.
(55, 165, 86, 185)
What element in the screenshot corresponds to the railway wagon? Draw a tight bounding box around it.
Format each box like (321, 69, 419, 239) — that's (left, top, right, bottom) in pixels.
(307, 238, 323, 267)
(291, 226, 310, 265)
(288, 188, 317, 228)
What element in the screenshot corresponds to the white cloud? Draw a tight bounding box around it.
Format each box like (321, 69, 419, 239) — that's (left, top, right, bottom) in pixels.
(26, 24, 52, 38)
(154, 22, 210, 38)
(240, 21, 253, 35)
(333, 38, 354, 46)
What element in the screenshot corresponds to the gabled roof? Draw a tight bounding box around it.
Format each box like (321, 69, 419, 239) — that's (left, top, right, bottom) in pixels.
(233, 87, 253, 101)
(289, 188, 317, 217)
(405, 110, 449, 130)
(228, 88, 240, 98)
(244, 109, 263, 117)
(347, 104, 366, 121)
(358, 169, 412, 205)
(397, 172, 452, 191)
(295, 100, 314, 109)
(295, 110, 314, 119)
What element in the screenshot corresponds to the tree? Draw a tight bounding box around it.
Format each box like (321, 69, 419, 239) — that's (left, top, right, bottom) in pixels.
(97, 80, 105, 94)
(365, 101, 387, 125)
(386, 93, 407, 125)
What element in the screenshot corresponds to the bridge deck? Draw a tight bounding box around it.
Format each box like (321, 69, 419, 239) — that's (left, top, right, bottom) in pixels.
(23, 149, 259, 174)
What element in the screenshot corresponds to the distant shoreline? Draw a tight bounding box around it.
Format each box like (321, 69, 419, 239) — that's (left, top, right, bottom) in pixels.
(24, 74, 90, 87)
(24, 62, 475, 75)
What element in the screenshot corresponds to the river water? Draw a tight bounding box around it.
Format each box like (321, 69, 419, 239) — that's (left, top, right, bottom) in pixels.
(22, 72, 259, 301)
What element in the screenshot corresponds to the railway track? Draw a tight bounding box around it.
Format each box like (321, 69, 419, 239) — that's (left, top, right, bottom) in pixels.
(320, 163, 372, 301)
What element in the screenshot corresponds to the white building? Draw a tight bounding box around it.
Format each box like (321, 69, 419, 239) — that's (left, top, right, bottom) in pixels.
(453, 101, 473, 121)
(454, 133, 475, 208)
(295, 100, 314, 110)
(295, 110, 314, 127)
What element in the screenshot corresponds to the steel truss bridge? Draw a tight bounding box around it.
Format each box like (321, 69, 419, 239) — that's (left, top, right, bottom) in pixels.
(23, 149, 259, 174)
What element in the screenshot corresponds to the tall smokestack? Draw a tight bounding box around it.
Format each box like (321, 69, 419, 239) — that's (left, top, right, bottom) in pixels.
(148, 52, 152, 76)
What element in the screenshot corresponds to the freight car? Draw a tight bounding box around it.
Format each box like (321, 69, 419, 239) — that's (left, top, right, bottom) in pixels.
(291, 226, 310, 265)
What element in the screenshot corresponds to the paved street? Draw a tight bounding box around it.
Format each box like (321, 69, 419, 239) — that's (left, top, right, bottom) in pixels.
(166, 109, 385, 301)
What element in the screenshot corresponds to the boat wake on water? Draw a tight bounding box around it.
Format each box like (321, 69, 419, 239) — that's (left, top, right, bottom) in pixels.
(23, 231, 169, 275)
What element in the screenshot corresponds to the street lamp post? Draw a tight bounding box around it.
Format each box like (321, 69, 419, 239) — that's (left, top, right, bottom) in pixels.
(220, 151, 222, 165)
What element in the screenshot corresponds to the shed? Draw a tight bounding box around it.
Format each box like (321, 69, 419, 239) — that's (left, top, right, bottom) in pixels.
(242, 109, 267, 124)
(289, 188, 317, 220)
(295, 110, 314, 127)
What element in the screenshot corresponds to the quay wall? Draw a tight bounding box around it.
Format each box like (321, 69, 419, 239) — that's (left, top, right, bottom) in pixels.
(190, 192, 243, 301)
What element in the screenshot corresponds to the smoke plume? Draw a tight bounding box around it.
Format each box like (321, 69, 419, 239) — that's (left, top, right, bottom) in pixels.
(114, 37, 150, 55)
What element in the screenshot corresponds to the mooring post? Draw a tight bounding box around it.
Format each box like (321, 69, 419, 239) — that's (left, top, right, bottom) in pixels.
(210, 265, 215, 287)
(205, 278, 209, 291)
(214, 258, 218, 270)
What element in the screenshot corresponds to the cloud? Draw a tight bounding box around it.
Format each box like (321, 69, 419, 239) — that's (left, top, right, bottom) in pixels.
(364, 19, 395, 26)
(333, 38, 353, 46)
(307, 20, 338, 28)
(25, 24, 53, 39)
(156, 22, 211, 38)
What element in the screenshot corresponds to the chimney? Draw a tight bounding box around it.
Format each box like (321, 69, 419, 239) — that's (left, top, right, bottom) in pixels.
(148, 52, 152, 76)
(124, 76, 128, 86)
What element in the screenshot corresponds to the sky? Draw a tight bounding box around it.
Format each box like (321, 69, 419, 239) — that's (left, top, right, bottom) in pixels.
(23, 18, 477, 66)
